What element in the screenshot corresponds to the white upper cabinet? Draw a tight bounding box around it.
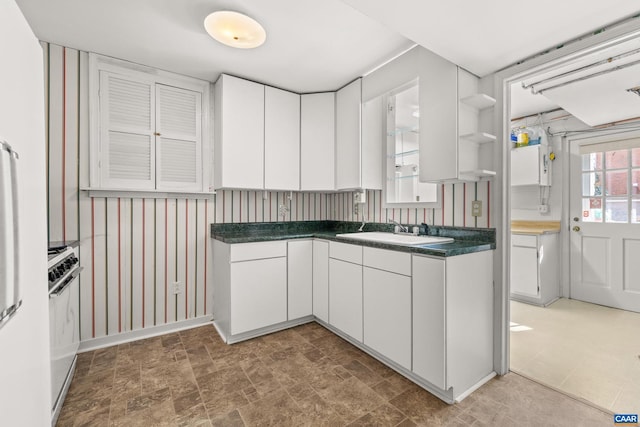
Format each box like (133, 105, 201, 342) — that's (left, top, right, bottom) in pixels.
(214, 74, 265, 190)
(301, 93, 335, 191)
(418, 50, 496, 183)
(264, 86, 300, 191)
(90, 54, 210, 193)
(336, 78, 362, 190)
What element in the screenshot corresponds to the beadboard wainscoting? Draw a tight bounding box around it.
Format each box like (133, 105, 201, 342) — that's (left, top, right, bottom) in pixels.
(44, 42, 492, 346)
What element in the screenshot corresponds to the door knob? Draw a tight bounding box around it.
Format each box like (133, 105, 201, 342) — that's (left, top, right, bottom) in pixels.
(573, 226, 581, 232)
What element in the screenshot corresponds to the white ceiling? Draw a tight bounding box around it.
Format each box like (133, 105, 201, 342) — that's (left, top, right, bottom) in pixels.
(15, 0, 414, 93)
(341, 0, 640, 77)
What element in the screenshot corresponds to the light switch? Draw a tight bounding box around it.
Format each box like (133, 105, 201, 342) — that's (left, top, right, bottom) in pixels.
(471, 200, 482, 217)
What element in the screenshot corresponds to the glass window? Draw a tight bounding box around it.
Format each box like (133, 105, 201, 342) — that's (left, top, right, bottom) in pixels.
(582, 152, 602, 171)
(605, 149, 629, 169)
(632, 148, 640, 167)
(632, 199, 640, 224)
(582, 172, 602, 196)
(582, 197, 602, 222)
(605, 170, 628, 196)
(581, 145, 640, 224)
(605, 198, 628, 223)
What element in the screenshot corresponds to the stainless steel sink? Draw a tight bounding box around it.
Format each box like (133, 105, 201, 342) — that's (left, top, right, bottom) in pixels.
(335, 232, 453, 246)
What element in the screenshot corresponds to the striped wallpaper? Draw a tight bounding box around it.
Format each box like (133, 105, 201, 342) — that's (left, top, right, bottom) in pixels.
(43, 42, 491, 344)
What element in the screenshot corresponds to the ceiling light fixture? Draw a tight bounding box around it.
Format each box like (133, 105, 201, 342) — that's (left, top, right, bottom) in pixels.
(204, 11, 266, 49)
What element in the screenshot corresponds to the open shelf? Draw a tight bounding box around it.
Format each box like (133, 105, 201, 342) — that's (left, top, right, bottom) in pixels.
(459, 169, 496, 179)
(460, 93, 496, 110)
(460, 132, 496, 144)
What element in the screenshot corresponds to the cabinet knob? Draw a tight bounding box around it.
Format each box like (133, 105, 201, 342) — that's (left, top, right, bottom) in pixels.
(154, 132, 161, 136)
(573, 226, 581, 232)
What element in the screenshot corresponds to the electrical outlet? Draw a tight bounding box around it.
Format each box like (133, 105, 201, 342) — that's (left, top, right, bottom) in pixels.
(278, 204, 289, 218)
(471, 200, 482, 217)
(354, 191, 366, 203)
(538, 204, 549, 214)
(172, 281, 182, 295)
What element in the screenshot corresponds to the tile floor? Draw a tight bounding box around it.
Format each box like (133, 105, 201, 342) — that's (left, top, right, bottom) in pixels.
(57, 322, 612, 426)
(510, 298, 640, 413)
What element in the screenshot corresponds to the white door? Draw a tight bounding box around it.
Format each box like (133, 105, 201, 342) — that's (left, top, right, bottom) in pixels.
(570, 133, 640, 312)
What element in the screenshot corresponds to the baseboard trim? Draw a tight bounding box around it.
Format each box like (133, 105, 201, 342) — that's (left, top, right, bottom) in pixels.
(454, 371, 496, 403)
(78, 315, 213, 353)
(213, 316, 315, 344)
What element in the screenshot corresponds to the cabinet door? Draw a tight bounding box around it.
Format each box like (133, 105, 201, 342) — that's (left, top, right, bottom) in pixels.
(418, 50, 458, 182)
(288, 240, 313, 320)
(230, 257, 287, 335)
(363, 267, 411, 369)
(99, 71, 156, 190)
(511, 244, 539, 296)
(511, 145, 541, 186)
(312, 240, 329, 322)
(329, 258, 363, 342)
(156, 84, 202, 191)
(215, 74, 264, 189)
(336, 78, 362, 190)
(301, 93, 335, 191)
(265, 86, 300, 191)
(361, 96, 383, 190)
(412, 255, 446, 389)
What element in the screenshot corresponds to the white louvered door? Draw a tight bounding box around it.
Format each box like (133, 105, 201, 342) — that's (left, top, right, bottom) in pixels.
(156, 84, 202, 191)
(100, 71, 156, 189)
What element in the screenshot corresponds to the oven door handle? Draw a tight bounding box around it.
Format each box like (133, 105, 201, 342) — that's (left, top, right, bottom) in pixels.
(49, 266, 83, 298)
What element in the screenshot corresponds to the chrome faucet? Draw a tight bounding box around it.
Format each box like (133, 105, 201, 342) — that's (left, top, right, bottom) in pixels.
(388, 219, 409, 233)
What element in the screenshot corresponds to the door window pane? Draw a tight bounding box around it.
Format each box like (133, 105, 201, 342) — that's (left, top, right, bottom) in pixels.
(582, 197, 602, 222)
(582, 152, 602, 171)
(633, 169, 640, 196)
(582, 172, 602, 196)
(605, 198, 628, 223)
(633, 199, 640, 224)
(632, 148, 640, 167)
(605, 170, 628, 196)
(606, 149, 629, 169)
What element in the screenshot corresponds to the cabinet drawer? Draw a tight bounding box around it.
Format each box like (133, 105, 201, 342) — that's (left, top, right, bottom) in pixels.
(363, 247, 411, 276)
(230, 241, 287, 262)
(511, 234, 537, 248)
(329, 241, 362, 264)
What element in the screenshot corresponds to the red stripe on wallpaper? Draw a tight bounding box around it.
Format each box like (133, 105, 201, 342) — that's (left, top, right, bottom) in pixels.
(204, 200, 208, 314)
(487, 181, 491, 228)
(239, 191, 242, 223)
(185, 200, 189, 318)
(442, 185, 445, 225)
(117, 198, 122, 333)
(463, 183, 467, 227)
(62, 47, 66, 241)
(142, 199, 146, 328)
(222, 191, 226, 223)
(91, 197, 95, 338)
(164, 199, 168, 324)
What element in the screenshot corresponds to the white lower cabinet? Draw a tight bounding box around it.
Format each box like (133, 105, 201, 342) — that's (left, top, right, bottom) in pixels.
(312, 240, 329, 322)
(510, 232, 559, 306)
(363, 266, 411, 370)
(329, 258, 363, 342)
(288, 240, 313, 320)
(412, 251, 494, 398)
(230, 257, 287, 335)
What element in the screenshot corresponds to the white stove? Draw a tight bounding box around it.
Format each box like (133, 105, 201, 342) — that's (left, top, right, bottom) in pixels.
(47, 244, 81, 426)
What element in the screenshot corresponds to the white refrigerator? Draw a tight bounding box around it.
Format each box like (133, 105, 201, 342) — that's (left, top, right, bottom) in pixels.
(0, 140, 21, 329)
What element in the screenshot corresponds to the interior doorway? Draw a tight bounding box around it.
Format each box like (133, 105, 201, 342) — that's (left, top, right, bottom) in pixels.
(505, 27, 640, 414)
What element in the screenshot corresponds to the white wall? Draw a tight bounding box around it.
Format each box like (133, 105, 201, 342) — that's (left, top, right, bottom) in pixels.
(0, 1, 51, 425)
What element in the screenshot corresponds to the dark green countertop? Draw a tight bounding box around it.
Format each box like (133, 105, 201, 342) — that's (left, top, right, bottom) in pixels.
(211, 221, 495, 257)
